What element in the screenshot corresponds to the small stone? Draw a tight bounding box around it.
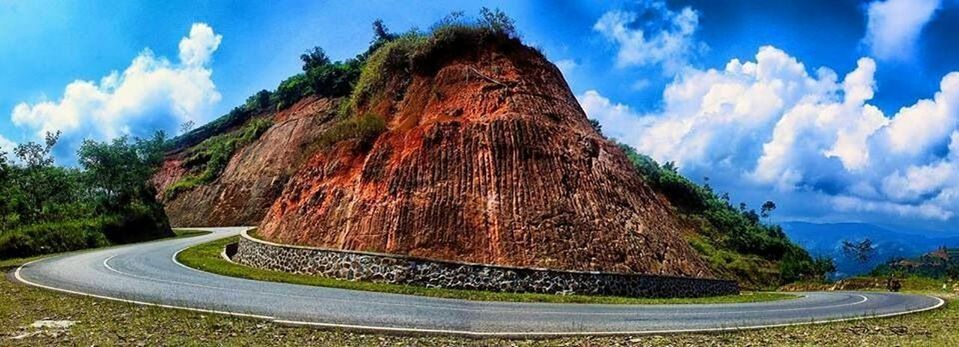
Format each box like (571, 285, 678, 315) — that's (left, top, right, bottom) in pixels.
(29, 320, 77, 329)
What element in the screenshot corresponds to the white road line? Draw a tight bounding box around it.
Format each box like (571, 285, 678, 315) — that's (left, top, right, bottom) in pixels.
(273, 295, 944, 338)
(169, 242, 872, 316)
(14, 258, 274, 321)
(11, 235, 947, 338)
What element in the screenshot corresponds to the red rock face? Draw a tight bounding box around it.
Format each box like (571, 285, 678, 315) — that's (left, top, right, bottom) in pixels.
(154, 96, 340, 227)
(257, 44, 714, 277)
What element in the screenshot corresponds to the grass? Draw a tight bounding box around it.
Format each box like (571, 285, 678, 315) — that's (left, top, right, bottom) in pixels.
(177, 236, 793, 305)
(1, 250, 956, 346)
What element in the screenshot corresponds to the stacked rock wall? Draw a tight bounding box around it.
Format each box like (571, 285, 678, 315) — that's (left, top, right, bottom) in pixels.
(233, 230, 739, 298)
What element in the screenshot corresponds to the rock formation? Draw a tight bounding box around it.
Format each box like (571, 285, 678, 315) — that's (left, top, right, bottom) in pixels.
(154, 96, 340, 226)
(253, 38, 714, 277)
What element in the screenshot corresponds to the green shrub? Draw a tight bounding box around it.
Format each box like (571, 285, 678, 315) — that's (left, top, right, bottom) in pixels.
(166, 118, 273, 199)
(100, 201, 172, 244)
(0, 218, 110, 259)
(274, 74, 311, 110)
(169, 107, 254, 152)
(317, 113, 387, 149)
(245, 90, 273, 112)
(343, 9, 522, 117)
(305, 58, 363, 98)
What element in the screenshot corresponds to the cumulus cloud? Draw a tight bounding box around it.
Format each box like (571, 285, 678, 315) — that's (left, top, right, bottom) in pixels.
(10, 23, 222, 157)
(863, 0, 941, 61)
(0, 135, 14, 154)
(593, 0, 701, 73)
(580, 46, 959, 221)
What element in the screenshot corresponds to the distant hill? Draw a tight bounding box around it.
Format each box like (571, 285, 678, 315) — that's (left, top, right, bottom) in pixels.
(782, 222, 959, 278)
(873, 246, 959, 279)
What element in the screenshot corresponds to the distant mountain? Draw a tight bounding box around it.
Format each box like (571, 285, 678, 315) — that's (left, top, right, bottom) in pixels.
(781, 222, 959, 278)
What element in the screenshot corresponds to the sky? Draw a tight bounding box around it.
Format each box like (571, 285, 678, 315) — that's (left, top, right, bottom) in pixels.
(2, 0, 959, 232)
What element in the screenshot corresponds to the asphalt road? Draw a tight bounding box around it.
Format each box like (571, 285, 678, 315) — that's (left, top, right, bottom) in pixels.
(14, 227, 945, 337)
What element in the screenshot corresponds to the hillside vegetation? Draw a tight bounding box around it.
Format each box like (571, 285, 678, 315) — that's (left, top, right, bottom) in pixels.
(618, 145, 832, 288)
(872, 247, 959, 280)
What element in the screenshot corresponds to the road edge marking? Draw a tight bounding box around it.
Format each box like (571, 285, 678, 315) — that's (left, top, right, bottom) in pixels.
(271, 294, 944, 338)
(13, 258, 945, 338)
(14, 257, 274, 321)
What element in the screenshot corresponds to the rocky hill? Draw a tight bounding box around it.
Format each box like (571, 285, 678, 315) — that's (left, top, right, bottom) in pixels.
(154, 13, 821, 285)
(154, 96, 339, 227)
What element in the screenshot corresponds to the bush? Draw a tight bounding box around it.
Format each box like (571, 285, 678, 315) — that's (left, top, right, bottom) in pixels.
(343, 9, 523, 117)
(274, 74, 311, 110)
(101, 201, 171, 244)
(169, 107, 254, 152)
(317, 113, 387, 149)
(0, 218, 110, 259)
(306, 60, 363, 98)
(166, 118, 273, 199)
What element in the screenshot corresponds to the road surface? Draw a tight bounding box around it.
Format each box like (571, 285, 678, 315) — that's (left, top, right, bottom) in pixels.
(13, 227, 945, 337)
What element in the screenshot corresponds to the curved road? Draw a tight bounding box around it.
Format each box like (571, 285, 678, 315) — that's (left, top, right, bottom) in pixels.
(14, 227, 944, 337)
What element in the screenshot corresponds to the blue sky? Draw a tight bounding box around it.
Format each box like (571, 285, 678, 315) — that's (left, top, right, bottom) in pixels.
(2, 0, 959, 232)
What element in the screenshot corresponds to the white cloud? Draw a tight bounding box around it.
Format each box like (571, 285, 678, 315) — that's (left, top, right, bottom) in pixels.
(179, 23, 222, 67)
(0, 135, 14, 154)
(593, 1, 701, 73)
(580, 45, 959, 222)
(10, 23, 222, 157)
(863, 0, 941, 61)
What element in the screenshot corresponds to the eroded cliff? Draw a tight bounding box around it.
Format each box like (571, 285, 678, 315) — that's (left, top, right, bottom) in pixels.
(253, 33, 714, 277)
(154, 96, 340, 226)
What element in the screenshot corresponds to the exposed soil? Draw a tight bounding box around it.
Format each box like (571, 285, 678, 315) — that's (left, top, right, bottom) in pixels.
(154, 96, 340, 227)
(255, 42, 713, 277)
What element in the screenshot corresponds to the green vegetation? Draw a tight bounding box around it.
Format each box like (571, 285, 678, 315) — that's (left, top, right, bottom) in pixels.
(177, 236, 792, 305)
(315, 113, 387, 150)
(0, 132, 172, 259)
(618, 144, 833, 288)
(165, 118, 273, 199)
(786, 275, 954, 293)
(344, 8, 520, 116)
(871, 247, 959, 280)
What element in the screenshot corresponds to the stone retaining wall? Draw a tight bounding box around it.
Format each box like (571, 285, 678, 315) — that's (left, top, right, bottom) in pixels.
(232, 230, 739, 298)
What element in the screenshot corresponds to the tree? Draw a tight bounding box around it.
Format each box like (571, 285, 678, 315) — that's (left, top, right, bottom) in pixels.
(300, 47, 331, 72)
(274, 74, 311, 109)
(371, 19, 396, 43)
(180, 120, 195, 134)
(760, 200, 777, 218)
(842, 238, 876, 263)
(662, 161, 678, 173)
(8, 131, 78, 225)
(588, 119, 602, 134)
(245, 90, 272, 111)
(0, 150, 12, 232)
(76, 131, 171, 244)
(479, 7, 517, 38)
(812, 256, 837, 281)
(78, 132, 167, 210)
(14, 131, 59, 168)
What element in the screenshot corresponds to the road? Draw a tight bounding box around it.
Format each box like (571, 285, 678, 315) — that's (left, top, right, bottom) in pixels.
(13, 227, 945, 337)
